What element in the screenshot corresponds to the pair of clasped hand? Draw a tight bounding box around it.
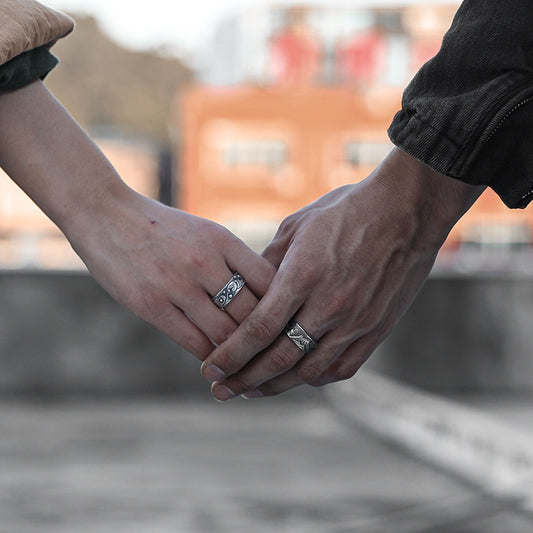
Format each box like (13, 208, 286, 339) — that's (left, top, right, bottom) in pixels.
(191, 148, 482, 402)
(0, 82, 484, 402)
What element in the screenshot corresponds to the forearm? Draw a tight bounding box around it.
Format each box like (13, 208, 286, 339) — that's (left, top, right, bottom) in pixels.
(0, 80, 276, 362)
(0, 80, 134, 239)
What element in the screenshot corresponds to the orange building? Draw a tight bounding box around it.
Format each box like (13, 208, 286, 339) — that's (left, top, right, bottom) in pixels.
(0, 138, 160, 269)
(2, 4, 531, 270)
(180, 85, 397, 247)
(179, 4, 533, 257)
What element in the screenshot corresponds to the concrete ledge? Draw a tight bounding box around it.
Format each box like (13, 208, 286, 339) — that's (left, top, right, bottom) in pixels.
(2, 270, 533, 397)
(366, 272, 533, 391)
(327, 370, 533, 512)
(0, 270, 206, 397)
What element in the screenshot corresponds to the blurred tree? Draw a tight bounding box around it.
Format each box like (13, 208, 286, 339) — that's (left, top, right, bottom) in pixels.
(45, 15, 194, 145)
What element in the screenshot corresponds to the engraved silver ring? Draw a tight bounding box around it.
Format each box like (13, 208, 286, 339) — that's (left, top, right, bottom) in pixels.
(283, 320, 318, 354)
(212, 273, 246, 310)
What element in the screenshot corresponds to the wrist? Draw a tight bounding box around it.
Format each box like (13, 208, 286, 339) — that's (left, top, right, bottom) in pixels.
(62, 177, 149, 257)
(370, 148, 485, 249)
(0, 81, 142, 241)
(55, 161, 133, 234)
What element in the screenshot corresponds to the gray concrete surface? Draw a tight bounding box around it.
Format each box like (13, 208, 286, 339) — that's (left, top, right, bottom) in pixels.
(2, 270, 533, 531)
(329, 372, 533, 513)
(1, 397, 532, 533)
(0, 270, 204, 396)
(3, 270, 533, 396)
(369, 271, 533, 390)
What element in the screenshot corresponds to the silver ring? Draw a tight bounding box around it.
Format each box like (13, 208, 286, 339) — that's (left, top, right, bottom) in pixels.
(283, 320, 318, 354)
(212, 273, 245, 310)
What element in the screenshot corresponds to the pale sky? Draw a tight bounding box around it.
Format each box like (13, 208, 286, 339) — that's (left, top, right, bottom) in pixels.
(45, 0, 448, 60)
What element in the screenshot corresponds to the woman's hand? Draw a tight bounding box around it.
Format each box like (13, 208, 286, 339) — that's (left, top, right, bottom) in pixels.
(71, 191, 276, 360)
(201, 148, 485, 399)
(0, 81, 275, 360)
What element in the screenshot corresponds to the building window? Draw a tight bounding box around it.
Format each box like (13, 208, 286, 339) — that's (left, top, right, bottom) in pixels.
(223, 140, 289, 169)
(344, 140, 392, 166)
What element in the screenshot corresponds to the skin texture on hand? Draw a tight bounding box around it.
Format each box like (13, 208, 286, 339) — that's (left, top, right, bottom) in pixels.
(0, 81, 276, 360)
(201, 148, 485, 400)
(71, 193, 277, 360)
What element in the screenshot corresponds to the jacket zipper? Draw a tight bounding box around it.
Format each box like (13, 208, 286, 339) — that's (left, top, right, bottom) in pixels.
(452, 80, 533, 180)
(481, 94, 533, 207)
(484, 95, 533, 144)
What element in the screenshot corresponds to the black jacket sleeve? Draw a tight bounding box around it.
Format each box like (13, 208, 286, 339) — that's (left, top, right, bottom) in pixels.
(0, 45, 59, 93)
(388, 0, 533, 208)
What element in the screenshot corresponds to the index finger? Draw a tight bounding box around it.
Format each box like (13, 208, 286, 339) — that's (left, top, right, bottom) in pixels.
(223, 235, 277, 299)
(200, 271, 303, 381)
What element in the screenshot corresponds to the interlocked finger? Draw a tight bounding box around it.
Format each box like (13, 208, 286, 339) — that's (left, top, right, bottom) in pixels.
(209, 317, 322, 401)
(283, 320, 318, 354)
(147, 301, 215, 362)
(253, 332, 382, 397)
(211, 273, 245, 310)
(177, 270, 259, 346)
(209, 271, 262, 325)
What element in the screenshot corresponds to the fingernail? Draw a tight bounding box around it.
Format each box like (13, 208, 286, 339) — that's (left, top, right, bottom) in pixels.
(242, 389, 264, 400)
(211, 383, 237, 402)
(202, 364, 226, 382)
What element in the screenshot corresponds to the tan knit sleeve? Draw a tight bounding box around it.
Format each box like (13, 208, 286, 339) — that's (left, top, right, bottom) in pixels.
(0, 0, 74, 65)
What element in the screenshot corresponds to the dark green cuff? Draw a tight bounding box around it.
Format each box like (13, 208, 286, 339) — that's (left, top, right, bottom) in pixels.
(0, 45, 59, 93)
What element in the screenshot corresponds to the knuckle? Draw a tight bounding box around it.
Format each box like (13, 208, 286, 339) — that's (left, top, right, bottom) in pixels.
(334, 365, 359, 382)
(357, 308, 380, 333)
(298, 361, 324, 384)
(245, 315, 278, 345)
(138, 292, 169, 323)
(182, 334, 212, 360)
(325, 290, 351, 319)
(277, 214, 296, 236)
(293, 260, 318, 290)
(225, 375, 253, 395)
(189, 251, 205, 271)
(265, 348, 297, 374)
(358, 339, 381, 367)
(179, 244, 204, 273)
(213, 323, 236, 344)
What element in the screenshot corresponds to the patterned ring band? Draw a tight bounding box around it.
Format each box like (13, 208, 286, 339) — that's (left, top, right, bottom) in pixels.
(211, 273, 246, 310)
(283, 320, 318, 354)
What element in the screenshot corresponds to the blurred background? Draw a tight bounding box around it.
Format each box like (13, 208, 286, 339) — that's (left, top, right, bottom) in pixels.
(1, 0, 533, 531)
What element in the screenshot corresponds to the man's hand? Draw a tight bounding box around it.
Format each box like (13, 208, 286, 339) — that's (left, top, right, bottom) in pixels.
(201, 148, 485, 400)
